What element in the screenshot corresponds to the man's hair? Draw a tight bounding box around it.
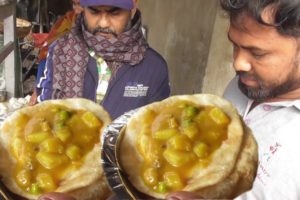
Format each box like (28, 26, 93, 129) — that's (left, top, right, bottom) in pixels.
(220, 0, 300, 37)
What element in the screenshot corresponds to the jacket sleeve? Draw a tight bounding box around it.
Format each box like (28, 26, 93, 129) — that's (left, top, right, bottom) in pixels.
(148, 73, 170, 103)
(36, 44, 55, 102)
(147, 56, 171, 103)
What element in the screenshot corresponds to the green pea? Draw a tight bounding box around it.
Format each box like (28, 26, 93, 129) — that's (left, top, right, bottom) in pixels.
(59, 110, 70, 121)
(158, 181, 168, 193)
(54, 121, 65, 130)
(182, 119, 193, 127)
(184, 106, 199, 118)
(30, 183, 41, 195)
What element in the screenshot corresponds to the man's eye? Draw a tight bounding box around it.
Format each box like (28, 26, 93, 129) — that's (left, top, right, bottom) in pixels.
(90, 10, 99, 15)
(251, 52, 267, 59)
(87, 7, 99, 14)
(110, 11, 121, 16)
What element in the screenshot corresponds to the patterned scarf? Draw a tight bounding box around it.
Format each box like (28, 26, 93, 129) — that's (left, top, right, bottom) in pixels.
(39, 10, 77, 61)
(51, 10, 148, 98)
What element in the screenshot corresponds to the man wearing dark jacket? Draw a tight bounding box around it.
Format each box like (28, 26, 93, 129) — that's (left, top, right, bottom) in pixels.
(36, 0, 170, 119)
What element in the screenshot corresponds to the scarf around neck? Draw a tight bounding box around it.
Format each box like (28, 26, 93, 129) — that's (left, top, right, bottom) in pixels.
(51, 10, 148, 99)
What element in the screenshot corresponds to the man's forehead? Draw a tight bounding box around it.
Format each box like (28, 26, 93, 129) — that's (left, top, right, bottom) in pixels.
(87, 5, 123, 11)
(230, 13, 255, 34)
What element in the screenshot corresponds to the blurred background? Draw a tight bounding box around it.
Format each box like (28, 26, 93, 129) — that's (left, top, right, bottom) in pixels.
(138, 0, 234, 96)
(0, 0, 234, 99)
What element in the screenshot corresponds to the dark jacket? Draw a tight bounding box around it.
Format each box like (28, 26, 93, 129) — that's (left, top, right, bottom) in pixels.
(37, 43, 170, 119)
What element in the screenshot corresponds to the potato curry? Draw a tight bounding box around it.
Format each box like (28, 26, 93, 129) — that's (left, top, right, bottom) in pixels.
(135, 101, 230, 194)
(8, 104, 103, 195)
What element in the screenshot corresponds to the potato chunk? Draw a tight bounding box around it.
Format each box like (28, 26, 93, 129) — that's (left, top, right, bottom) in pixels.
(54, 127, 72, 143)
(182, 124, 199, 139)
(66, 115, 82, 131)
(66, 145, 81, 161)
(153, 128, 179, 141)
(17, 143, 36, 170)
(81, 111, 102, 128)
(39, 138, 64, 154)
(26, 131, 51, 144)
(11, 137, 24, 158)
(163, 149, 195, 167)
(137, 134, 151, 157)
(36, 173, 56, 192)
(209, 107, 230, 126)
(193, 142, 209, 158)
(16, 169, 31, 187)
(143, 168, 159, 187)
(40, 121, 51, 132)
(36, 152, 69, 169)
(137, 135, 161, 167)
(167, 134, 192, 151)
(168, 117, 178, 128)
(164, 171, 183, 190)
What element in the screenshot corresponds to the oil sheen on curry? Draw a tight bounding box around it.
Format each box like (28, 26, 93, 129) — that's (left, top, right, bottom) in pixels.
(135, 100, 230, 194)
(7, 104, 103, 195)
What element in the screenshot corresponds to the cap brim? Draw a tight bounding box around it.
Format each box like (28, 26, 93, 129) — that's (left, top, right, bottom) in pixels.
(80, 0, 133, 10)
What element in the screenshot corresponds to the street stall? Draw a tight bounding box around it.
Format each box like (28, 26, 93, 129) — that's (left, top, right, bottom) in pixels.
(0, 0, 18, 99)
(0, 0, 73, 116)
(0, 0, 37, 129)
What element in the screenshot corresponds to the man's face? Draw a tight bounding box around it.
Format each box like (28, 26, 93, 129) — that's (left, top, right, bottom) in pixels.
(228, 12, 300, 101)
(83, 6, 132, 39)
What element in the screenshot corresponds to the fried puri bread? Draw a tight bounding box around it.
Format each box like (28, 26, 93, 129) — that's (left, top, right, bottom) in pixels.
(0, 98, 112, 200)
(119, 94, 258, 199)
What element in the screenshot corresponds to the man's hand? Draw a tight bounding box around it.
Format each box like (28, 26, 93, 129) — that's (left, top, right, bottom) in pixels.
(166, 191, 203, 200)
(38, 192, 76, 200)
(28, 89, 38, 106)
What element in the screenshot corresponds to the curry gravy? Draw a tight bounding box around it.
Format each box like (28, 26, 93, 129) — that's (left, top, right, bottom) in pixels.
(136, 101, 230, 194)
(7, 104, 103, 194)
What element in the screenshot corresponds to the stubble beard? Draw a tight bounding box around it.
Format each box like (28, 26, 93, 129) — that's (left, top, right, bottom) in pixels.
(238, 59, 300, 102)
(83, 15, 132, 38)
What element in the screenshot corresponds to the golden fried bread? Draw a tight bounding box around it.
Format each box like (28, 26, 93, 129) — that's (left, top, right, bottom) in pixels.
(119, 94, 258, 199)
(0, 99, 112, 200)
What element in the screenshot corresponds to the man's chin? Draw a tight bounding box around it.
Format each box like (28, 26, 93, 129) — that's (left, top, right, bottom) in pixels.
(238, 81, 256, 93)
(95, 33, 113, 39)
(238, 81, 267, 100)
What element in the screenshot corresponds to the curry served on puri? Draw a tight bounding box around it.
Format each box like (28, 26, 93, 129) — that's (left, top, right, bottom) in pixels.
(119, 94, 258, 199)
(12, 106, 102, 194)
(0, 99, 111, 200)
(137, 102, 230, 193)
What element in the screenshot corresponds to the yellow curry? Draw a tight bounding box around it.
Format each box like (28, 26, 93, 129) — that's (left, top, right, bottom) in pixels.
(136, 101, 230, 194)
(9, 104, 103, 195)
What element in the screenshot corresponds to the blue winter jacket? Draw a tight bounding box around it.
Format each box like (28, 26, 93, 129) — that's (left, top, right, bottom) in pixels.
(37, 43, 170, 119)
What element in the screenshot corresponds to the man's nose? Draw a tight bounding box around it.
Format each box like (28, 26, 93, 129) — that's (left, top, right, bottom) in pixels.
(97, 15, 110, 28)
(233, 51, 252, 72)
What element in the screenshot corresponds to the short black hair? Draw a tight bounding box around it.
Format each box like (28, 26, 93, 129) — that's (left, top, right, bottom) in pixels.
(220, 0, 300, 37)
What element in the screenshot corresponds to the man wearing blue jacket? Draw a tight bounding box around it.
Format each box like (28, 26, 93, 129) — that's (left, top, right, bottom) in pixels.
(36, 0, 170, 119)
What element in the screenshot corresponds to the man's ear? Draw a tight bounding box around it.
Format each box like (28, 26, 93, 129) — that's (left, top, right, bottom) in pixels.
(131, 0, 138, 19)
